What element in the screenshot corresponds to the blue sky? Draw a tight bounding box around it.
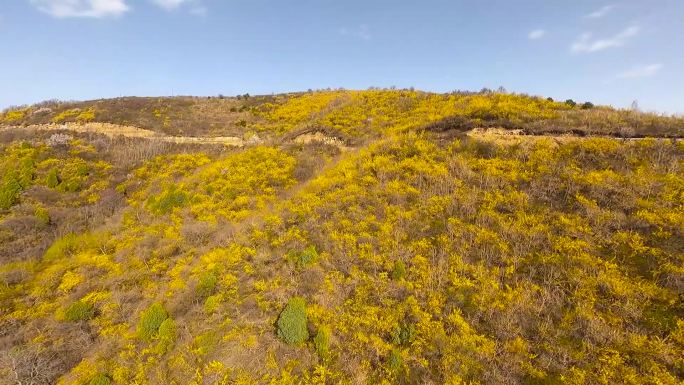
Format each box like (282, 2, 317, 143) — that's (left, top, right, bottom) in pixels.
(1, 0, 683, 113)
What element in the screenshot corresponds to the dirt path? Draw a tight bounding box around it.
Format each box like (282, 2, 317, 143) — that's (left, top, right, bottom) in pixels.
(2, 122, 246, 146)
(466, 127, 681, 145)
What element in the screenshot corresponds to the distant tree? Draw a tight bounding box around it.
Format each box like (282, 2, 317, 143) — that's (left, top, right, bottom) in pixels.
(547, 97, 554, 102)
(565, 99, 577, 107)
(581, 102, 595, 109)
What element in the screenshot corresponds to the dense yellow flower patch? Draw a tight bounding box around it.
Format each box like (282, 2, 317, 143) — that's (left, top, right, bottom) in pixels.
(0, 91, 682, 384)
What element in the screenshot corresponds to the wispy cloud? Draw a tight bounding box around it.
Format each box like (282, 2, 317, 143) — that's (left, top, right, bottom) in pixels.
(30, 0, 129, 18)
(570, 25, 640, 53)
(616, 63, 663, 79)
(585, 5, 616, 19)
(528, 29, 546, 40)
(150, 0, 190, 11)
(339, 25, 371, 40)
(151, 0, 207, 16)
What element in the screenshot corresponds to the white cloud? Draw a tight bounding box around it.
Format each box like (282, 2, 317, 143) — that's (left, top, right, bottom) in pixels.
(150, 0, 191, 11)
(570, 25, 640, 53)
(31, 0, 129, 18)
(617, 63, 663, 79)
(585, 5, 616, 19)
(528, 29, 546, 40)
(339, 25, 371, 40)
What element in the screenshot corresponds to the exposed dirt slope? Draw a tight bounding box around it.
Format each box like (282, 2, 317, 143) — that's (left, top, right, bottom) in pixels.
(1, 123, 246, 146)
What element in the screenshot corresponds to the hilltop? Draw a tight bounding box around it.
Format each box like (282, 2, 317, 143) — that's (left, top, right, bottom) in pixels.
(4, 90, 684, 139)
(0, 90, 682, 385)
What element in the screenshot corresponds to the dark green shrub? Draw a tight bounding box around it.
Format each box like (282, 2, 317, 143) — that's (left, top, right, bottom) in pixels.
(314, 325, 331, 361)
(0, 176, 22, 210)
(277, 297, 309, 344)
(298, 246, 318, 268)
(565, 99, 577, 107)
(388, 349, 403, 372)
(391, 260, 406, 280)
(64, 300, 95, 322)
(46, 169, 60, 188)
(154, 318, 176, 354)
(581, 102, 595, 109)
(392, 322, 416, 345)
(196, 271, 218, 298)
(137, 303, 168, 341)
(146, 185, 187, 215)
(286, 246, 319, 269)
(89, 374, 112, 385)
(17, 157, 36, 188)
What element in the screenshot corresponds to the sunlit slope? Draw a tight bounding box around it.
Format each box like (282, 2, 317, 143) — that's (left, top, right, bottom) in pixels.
(3, 90, 684, 139)
(0, 90, 682, 385)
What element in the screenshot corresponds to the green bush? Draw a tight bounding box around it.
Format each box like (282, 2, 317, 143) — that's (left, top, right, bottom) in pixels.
(298, 245, 319, 268)
(196, 271, 218, 298)
(64, 300, 95, 322)
(391, 260, 406, 280)
(56, 159, 89, 193)
(391, 322, 416, 346)
(88, 374, 112, 385)
(154, 318, 176, 354)
(204, 294, 222, 314)
(34, 206, 50, 225)
(192, 331, 217, 356)
(277, 297, 309, 344)
(0, 176, 22, 210)
(287, 245, 319, 268)
(44, 233, 94, 261)
(45, 169, 60, 188)
(146, 185, 187, 215)
(137, 302, 169, 341)
(388, 348, 403, 372)
(314, 325, 331, 361)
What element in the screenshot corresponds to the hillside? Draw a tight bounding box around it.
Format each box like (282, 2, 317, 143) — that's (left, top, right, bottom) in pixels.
(0, 90, 683, 385)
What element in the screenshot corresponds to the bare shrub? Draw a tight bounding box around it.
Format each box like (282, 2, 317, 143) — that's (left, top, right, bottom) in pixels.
(46, 133, 73, 147)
